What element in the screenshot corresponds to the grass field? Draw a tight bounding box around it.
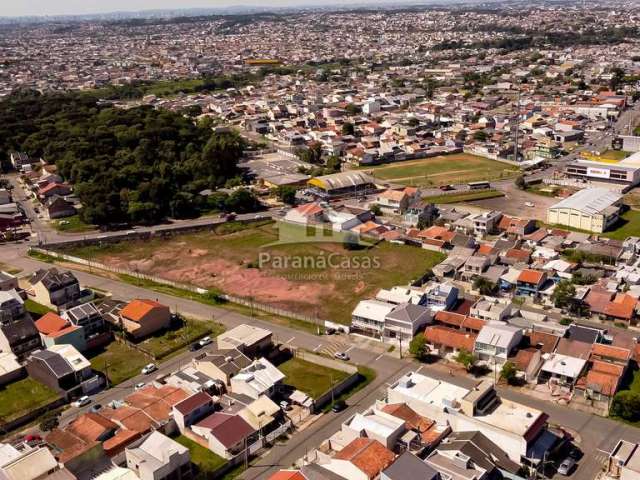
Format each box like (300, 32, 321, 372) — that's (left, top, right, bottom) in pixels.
(278, 357, 350, 399)
(361, 154, 520, 187)
(64, 221, 445, 324)
(0, 377, 59, 422)
(174, 434, 227, 478)
(423, 189, 505, 204)
(52, 214, 95, 233)
(141, 319, 224, 360)
(603, 210, 640, 240)
(24, 299, 54, 317)
(0, 262, 22, 275)
(88, 342, 150, 385)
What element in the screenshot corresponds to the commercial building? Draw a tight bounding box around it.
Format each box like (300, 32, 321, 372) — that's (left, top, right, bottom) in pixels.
(546, 188, 623, 233)
(307, 171, 377, 199)
(564, 151, 640, 191)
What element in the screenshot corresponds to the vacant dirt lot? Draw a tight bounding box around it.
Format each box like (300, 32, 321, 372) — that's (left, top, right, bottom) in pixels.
(68, 222, 444, 324)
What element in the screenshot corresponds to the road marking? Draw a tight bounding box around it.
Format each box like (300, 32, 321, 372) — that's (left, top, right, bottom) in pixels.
(286, 336, 295, 344)
(345, 346, 355, 353)
(313, 344, 322, 352)
(375, 353, 385, 361)
(416, 365, 425, 374)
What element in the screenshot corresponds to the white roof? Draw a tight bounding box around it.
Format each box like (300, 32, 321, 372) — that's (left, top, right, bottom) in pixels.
(352, 299, 396, 322)
(376, 286, 424, 305)
(93, 467, 139, 480)
(0, 352, 21, 376)
(346, 410, 404, 439)
(49, 344, 91, 372)
(475, 322, 522, 349)
(476, 398, 546, 436)
(218, 324, 271, 349)
(0, 446, 58, 480)
(542, 259, 573, 273)
(128, 431, 187, 470)
(0, 289, 23, 306)
(541, 353, 587, 379)
(232, 358, 285, 397)
(549, 188, 622, 216)
(391, 372, 469, 407)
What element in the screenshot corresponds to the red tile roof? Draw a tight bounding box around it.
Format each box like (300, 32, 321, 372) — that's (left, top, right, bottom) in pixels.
(425, 325, 476, 352)
(268, 471, 306, 480)
(591, 344, 631, 363)
(35, 312, 70, 334)
(517, 269, 545, 285)
(195, 413, 255, 448)
(120, 299, 166, 323)
(173, 392, 214, 416)
(65, 413, 118, 443)
(335, 438, 395, 480)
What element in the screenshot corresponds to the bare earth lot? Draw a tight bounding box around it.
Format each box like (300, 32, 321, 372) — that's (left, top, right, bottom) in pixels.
(362, 153, 520, 187)
(67, 222, 445, 324)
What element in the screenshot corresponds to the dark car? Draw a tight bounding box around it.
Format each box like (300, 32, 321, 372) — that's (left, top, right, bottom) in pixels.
(90, 404, 102, 413)
(331, 401, 347, 413)
(189, 342, 203, 352)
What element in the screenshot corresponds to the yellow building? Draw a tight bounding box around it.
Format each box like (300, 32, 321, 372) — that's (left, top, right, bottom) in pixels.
(546, 188, 622, 233)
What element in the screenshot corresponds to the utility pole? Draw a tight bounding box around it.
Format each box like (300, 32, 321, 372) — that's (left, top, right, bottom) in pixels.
(104, 360, 110, 389)
(514, 87, 521, 163)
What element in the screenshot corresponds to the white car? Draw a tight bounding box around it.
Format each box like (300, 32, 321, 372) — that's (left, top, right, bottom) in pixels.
(72, 396, 91, 408)
(199, 336, 212, 347)
(525, 202, 535, 207)
(141, 363, 157, 375)
(334, 352, 349, 361)
(134, 382, 146, 391)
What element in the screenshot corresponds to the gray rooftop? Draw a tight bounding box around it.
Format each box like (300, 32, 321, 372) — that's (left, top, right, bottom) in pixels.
(550, 188, 622, 216)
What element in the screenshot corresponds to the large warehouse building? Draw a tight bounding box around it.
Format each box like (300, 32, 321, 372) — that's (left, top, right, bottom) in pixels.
(564, 151, 640, 191)
(547, 188, 623, 233)
(308, 171, 378, 198)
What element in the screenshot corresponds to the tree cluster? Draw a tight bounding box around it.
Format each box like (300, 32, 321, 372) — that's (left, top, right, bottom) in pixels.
(0, 90, 254, 225)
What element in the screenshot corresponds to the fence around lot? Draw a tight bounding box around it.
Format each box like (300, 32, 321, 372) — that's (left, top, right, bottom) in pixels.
(29, 247, 333, 331)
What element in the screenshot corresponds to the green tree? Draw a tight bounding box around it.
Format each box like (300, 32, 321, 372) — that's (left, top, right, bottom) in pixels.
(341, 122, 355, 136)
(473, 130, 488, 142)
(515, 175, 526, 190)
(370, 204, 382, 216)
(325, 155, 342, 173)
(473, 277, 496, 295)
(611, 390, 640, 421)
(456, 349, 475, 371)
(225, 189, 260, 213)
(500, 361, 518, 385)
(409, 334, 428, 361)
(39, 410, 60, 432)
(551, 280, 576, 309)
(277, 185, 298, 205)
(345, 103, 361, 115)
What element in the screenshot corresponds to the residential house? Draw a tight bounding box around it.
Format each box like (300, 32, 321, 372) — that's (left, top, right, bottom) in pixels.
(380, 403, 450, 450)
(403, 200, 436, 227)
(0, 289, 26, 324)
(119, 299, 171, 339)
(44, 196, 76, 220)
(423, 283, 459, 312)
(607, 440, 640, 479)
(470, 296, 513, 323)
(217, 324, 273, 358)
(29, 268, 81, 310)
(284, 203, 325, 225)
(172, 391, 216, 431)
(383, 303, 431, 341)
(341, 408, 406, 450)
(0, 351, 23, 386)
(0, 443, 66, 480)
(26, 344, 102, 398)
(538, 353, 587, 388)
(191, 412, 256, 459)
(585, 288, 638, 325)
(0, 271, 18, 291)
(37, 183, 72, 201)
(462, 256, 490, 281)
(351, 300, 396, 338)
(125, 431, 192, 480)
(62, 302, 110, 349)
(381, 452, 440, 480)
(471, 211, 502, 237)
(35, 311, 86, 352)
(192, 348, 252, 386)
(375, 189, 411, 214)
(230, 358, 285, 399)
(322, 438, 395, 480)
(474, 322, 523, 365)
(515, 270, 548, 297)
(0, 316, 42, 359)
(424, 326, 476, 356)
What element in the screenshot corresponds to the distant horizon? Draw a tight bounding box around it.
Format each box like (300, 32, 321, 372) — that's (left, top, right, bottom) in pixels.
(0, 0, 471, 19)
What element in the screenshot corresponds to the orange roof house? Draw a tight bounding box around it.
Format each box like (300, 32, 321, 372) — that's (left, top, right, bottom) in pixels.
(268, 471, 306, 480)
(119, 299, 171, 339)
(425, 325, 476, 353)
(334, 438, 395, 480)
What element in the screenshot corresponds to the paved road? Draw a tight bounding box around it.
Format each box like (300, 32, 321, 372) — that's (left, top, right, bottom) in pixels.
(4, 247, 640, 479)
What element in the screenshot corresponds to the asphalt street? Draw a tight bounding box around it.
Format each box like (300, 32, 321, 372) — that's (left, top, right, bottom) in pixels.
(4, 247, 640, 479)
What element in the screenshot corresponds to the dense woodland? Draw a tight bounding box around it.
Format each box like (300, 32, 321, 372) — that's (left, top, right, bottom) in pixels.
(0, 90, 257, 225)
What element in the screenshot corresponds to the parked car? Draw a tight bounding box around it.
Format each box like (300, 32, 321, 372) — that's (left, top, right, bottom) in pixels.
(334, 352, 349, 361)
(279, 400, 292, 411)
(557, 457, 576, 476)
(439, 184, 454, 191)
(199, 336, 212, 347)
(189, 342, 202, 352)
(325, 328, 336, 335)
(72, 396, 91, 408)
(525, 202, 535, 207)
(90, 404, 102, 413)
(331, 401, 347, 413)
(141, 363, 157, 375)
(134, 382, 146, 391)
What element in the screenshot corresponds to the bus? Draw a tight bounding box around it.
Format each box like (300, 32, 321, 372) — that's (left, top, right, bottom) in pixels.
(468, 181, 491, 190)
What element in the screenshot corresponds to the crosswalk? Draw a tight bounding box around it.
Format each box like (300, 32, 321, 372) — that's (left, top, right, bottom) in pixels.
(594, 451, 609, 467)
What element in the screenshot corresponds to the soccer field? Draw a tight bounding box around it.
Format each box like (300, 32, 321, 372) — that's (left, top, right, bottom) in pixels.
(363, 153, 520, 186)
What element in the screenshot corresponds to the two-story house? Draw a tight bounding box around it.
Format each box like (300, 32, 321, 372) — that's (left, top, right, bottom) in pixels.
(515, 270, 548, 298)
(474, 322, 523, 365)
(29, 268, 81, 310)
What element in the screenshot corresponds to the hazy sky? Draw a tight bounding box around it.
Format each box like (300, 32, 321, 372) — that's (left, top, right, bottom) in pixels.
(1, 0, 401, 17)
